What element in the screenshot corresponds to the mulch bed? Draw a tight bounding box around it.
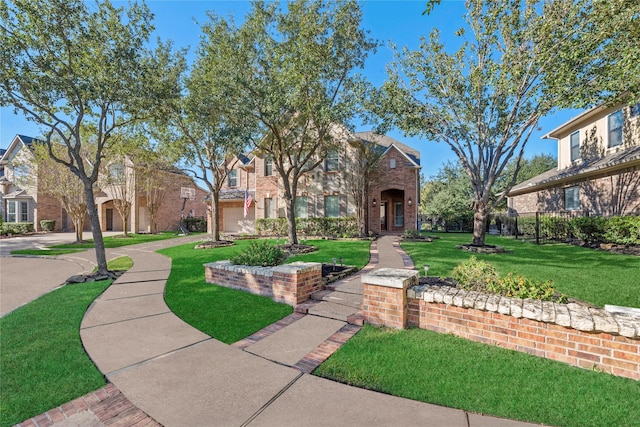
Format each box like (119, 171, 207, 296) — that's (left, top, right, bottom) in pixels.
(280, 244, 318, 255)
(194, 240, 235, 249)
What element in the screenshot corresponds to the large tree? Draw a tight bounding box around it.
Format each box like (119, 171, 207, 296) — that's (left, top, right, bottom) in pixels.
(380, 0, 640, 246)
(0, 0, 176, 274)
(156, 15, 256, 242)
(228, 0, 377, 244)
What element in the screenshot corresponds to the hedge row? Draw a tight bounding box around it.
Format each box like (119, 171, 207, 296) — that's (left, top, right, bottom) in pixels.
(514, 215, 640, 245)
(255, 217, 359, 238)
(1, 222, 34, 235)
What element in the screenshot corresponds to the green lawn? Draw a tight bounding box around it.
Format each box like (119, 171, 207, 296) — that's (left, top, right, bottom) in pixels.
(402, 233, 640, 307)
(315, 325, 640, 427)
(50, 231, 183, 249)
(159, 238, 371, 343)
(10, 248, 86, 256)
(0, 256, 132, 427)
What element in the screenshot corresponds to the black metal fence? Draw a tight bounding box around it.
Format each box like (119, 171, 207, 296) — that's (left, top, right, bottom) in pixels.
(502, 211, 590, 244)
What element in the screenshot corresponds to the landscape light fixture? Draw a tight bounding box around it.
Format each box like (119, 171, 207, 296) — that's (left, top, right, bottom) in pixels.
(424, 265, 430, 276)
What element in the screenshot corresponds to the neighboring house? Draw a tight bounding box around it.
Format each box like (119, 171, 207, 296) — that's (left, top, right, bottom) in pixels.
(0, 134, 208, 233)
(213, 131, 421, 235)
(507, 103, 640, 217)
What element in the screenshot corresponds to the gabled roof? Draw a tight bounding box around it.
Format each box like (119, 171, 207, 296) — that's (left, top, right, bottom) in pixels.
(1, 134, 41, 161)
(509, 144, 640, 195)
(3, 189, 31, 198)
(354, 131, 421, 166)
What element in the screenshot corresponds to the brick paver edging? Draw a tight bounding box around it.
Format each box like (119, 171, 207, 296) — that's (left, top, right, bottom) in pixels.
(293, 323, 362, 373)
(15, 383, 161, 427)
(232, 312, 306, 349)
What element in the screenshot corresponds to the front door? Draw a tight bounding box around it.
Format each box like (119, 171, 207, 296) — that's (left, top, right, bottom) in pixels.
(106, 208, 113, 231)
(380, 201, 387, 231)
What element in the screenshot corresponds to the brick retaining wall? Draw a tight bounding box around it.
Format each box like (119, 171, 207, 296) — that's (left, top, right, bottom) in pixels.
(361, 270, 640, 381)
(204, 260, 322, 306)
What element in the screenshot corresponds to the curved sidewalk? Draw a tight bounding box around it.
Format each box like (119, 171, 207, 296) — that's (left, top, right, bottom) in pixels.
(17, 235, 537, 427)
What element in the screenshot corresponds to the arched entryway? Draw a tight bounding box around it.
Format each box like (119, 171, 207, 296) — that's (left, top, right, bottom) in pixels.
(380, 189, 406, 233)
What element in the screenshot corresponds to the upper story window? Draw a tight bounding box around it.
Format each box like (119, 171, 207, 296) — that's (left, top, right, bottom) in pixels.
(325, 149, 339, 172)
(264, 156, 273, 176)
(228, 169, 238, 187)
(390, 158, 396, 169)
(608, 109, 623, 148)
(570, 131, 580, 162)
(109, 163, 125, 183)
(631, 103, 640, 118)
(564, 186, 580, 211)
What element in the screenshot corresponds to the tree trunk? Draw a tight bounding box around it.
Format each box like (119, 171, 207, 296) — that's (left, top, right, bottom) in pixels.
(285, 198, 298, 244)
(472, 207, 488, 246)
(74, 218, 83, 243)
(84, 183, 109, 275)
(211, 191, 220, 241)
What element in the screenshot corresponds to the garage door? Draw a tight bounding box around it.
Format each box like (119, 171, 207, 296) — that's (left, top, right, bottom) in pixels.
(223, 207, 255, 233)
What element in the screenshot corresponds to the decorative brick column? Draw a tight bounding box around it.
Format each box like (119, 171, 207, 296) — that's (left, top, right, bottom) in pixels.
(361, 268, 418, 329)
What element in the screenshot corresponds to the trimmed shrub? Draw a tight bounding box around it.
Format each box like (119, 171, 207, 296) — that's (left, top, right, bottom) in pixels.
(603, 216, 640, 245)
(230, 240, 287, 266)
(1, 222, 34, 235)
(255, 217, 358, 238)
(569, 216, 606, 244)
(183, 216, 207, 232)
(403, 229, 421, 239)
(40, 219, 56, 232)
(452, 256, 499, 292)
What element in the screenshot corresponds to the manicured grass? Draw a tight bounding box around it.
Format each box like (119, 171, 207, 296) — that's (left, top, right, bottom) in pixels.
(10, 248, 86, 256)
(159, 238, 371, 343)
(402, 233, 640, 307)
(315, 325, 640, 427)
(287, 239, 371, 269)
(51, 231, 183, 249)
(159, 240, 292, 343)
(0, 257, 132, 427)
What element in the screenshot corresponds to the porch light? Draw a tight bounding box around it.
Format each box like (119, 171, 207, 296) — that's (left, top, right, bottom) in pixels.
(424, 265, 430, 276)
(408, 197, 412, 206)
(372, 198, 377, 207)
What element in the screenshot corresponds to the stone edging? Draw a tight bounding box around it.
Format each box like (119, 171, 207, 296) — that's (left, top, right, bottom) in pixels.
(408, 285, 640, 339)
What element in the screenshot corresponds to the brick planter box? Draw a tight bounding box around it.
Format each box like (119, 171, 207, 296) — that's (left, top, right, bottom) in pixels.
(204, 260, 322, 306)
(361, 270, 640, 381)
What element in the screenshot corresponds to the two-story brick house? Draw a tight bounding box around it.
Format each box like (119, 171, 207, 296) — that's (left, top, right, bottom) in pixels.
(507, 103, 640, 216)
(214, 131, 421, 235)
(1, 134, 208, 233)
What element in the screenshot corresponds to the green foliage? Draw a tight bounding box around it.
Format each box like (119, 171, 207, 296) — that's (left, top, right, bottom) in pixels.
(569, 216, 607, 245)
(316, 325, 640, 427)
(539, 216, 571, 240)
(421, 161, 473, 227)
(256, 217, 359, 238)
(230, 240, 287, 267)
(452, 256, 564, 302)
(39, 219, 56, 231)
(452, 256, 499, 292)
(183, 217, 207, 232)
(603, 216, 640, 245)
(403, 229, 422, 239)
(0, 222, 34, 235)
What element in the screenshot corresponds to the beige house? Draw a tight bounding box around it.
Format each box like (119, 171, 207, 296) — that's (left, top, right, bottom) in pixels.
(1, 134, 207, 233)
(213, 131, 421, 235)
(507, 103, 640, 216)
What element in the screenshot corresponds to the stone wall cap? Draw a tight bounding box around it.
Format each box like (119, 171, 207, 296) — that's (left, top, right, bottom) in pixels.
(272, 262, 322, 274)
(362, 268, 418, 289)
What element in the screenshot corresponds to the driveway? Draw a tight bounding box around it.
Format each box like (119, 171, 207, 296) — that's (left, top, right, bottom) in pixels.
(0, 231, 120, 317)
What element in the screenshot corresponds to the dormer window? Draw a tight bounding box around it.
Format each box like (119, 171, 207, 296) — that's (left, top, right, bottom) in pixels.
(570, 131, 580, 162)
(608, 109, 623, 148)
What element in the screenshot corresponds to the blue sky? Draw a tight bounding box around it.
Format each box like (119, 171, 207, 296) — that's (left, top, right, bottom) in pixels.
(0, 0, 578, 178)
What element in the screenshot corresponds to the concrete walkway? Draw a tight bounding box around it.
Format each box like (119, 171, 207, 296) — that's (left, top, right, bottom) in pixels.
(16, 235, 538, 427)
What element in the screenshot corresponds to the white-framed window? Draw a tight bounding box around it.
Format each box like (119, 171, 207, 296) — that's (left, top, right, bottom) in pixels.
(264, 198, 275, 218)
(295, 196, 308, 218)
(325, 149, 339, 172)
(608, 109, 623, 148)
(394, 202, 404, 227)
(264, 156, 273, 176)
(570, 131, 580, 162)
(228, 169, 238, 187)
(390, 158, 396, 169)
(564, 186, 580, 211)
(6, 200, 29, 223)
(324, 195, 339, 217)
